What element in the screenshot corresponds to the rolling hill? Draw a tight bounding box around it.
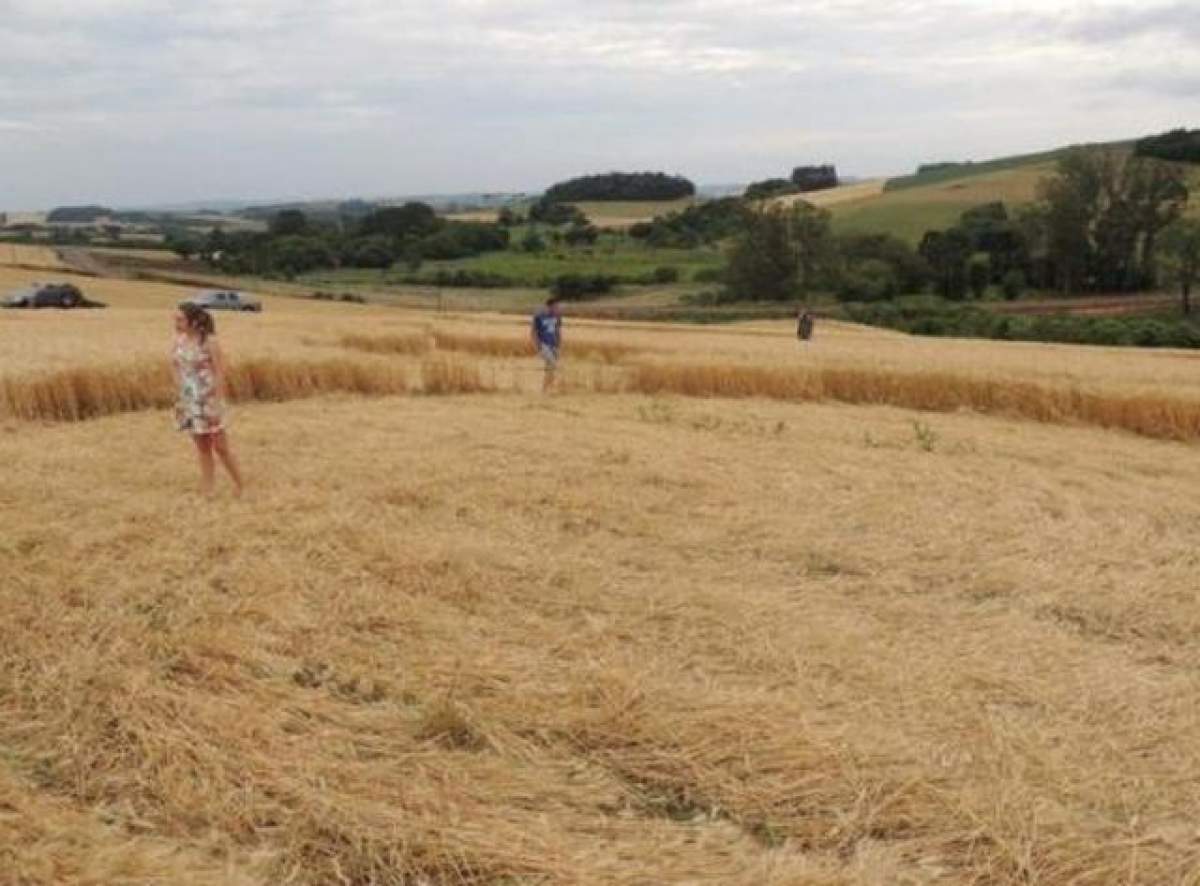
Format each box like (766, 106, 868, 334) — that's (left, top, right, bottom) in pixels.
(818, 137, 1200, 244)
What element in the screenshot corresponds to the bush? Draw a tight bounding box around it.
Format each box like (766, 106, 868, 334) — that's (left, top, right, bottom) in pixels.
(270, 236, 337, 278)
(358, 203, 440, 239)
(647, 266, 680, 284)
(692, 267, 725, 284)
(563, 223, 600, 247)
(633, 198, 751, 248)
(312, 290, 367, 304)
(551, 273, 618, 299)
(1001, 269, 1026, 301)
(425, 269, 515, 289)
(836, 259, 897, 302)
(528, 199, 588, 226)
(346, 235, 396, 269)
(419, 222, 509, 260)
(520, 230, 547, 253)
(843, 297, 1200, 349)
(836, 233, 931, 293)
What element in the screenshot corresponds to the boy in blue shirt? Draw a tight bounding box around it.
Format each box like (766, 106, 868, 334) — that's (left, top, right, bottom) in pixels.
(531, 296, 563, 391)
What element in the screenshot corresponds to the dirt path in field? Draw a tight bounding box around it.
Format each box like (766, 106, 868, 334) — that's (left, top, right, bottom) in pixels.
(988, 293, 1179, 316)
(54, 247, 123, 278)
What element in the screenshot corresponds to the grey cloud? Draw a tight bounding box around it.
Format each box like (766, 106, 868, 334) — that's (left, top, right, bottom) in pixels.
(1060, 2, 1200, 45)
(0, 0, 1196, 207)
(1110, 67, 1200, 98)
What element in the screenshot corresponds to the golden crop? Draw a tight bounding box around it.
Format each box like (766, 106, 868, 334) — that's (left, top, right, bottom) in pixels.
(4, 263, 1200, 884)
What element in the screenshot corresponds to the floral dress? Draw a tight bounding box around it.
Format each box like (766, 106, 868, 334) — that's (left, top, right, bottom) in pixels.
(173, 335, 226, 434)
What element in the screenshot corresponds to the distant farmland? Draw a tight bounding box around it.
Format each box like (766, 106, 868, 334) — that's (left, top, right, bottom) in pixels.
(827, 163, 1053, 243)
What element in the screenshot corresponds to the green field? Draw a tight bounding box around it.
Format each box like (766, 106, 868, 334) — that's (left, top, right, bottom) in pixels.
(834, 149, 1200, 243)
(831, 163, 1055, 243)
(302, 232, 724, 290)
(883, 140, 1133, 192)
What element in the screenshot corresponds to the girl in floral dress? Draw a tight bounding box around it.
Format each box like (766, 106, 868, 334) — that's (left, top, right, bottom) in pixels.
(174, 303, 244, 496)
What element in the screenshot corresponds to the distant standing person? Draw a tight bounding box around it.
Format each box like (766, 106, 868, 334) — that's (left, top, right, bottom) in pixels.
(531, 296, 563, 392)
(174, 302, 244, 497)
(797, 308, 815, 342)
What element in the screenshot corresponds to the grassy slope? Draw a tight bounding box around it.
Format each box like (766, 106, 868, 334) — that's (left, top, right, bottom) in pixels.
(883, 139, 1136, 192)
(830, 162, 1200, 246)
(824, 139, 1200, 244)
(829, 163, 1054, 244)
(301, 232, 724, 289)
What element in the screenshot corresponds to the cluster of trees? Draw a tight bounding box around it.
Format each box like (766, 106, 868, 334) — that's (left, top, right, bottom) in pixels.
(718, 148, 1200, 326)
(743, 178, 800, 200)
(1019, 149, 1189, 293)
(527, 199, 588, 226)
(542, 172, 695, 202)
(916, 161, 972, 176)
(912, 150, 1196, 303)
(628, 198, 750, 248)
(917, 202, 1027, 302)
(1136, 129, 1200, 165)
(742, 165, 839, 200)
(171, 202, 510, 278)
(47, 205, 114, 222)
(791, 165, 839, 192)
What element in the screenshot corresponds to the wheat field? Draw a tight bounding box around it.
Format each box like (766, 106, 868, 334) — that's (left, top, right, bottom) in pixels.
(0, 242, 65, 271)
(772, 179, 888, 211)
(3, 264, 1200, 884)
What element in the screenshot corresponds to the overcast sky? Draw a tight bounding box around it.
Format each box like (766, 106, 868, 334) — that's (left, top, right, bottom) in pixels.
(0, 0, 1196, 209)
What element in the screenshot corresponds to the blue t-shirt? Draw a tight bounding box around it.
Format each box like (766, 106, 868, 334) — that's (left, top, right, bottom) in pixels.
(532, 310, 561, 349)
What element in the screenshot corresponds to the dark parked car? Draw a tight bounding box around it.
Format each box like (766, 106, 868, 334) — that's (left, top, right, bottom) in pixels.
(181, 290, 262, 312)
(3, 283, 105, 309)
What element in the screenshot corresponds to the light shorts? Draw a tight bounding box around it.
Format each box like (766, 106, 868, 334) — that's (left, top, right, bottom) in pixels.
(538, 343, 560, 369)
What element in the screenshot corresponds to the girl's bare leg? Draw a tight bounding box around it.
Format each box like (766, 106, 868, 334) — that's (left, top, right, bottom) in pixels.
(192, 434, 216, 496)
(212, 430, 244, 496)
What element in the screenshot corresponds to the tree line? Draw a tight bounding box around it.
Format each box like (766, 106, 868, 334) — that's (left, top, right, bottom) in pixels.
(719, 148, 1199, 315)
(542, 172, 695, 202)
(743, 165, 839, 200)
(169, 202, 510, 278)
(1136, 129, 1200, 165)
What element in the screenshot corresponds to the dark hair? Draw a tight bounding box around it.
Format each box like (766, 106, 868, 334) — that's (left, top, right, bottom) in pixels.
(546, 296, 561, 306)
(179, 302, 215, 342)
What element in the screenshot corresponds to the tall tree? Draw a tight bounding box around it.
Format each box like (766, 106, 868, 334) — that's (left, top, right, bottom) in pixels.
(1129, 157, 1190, 286)
(358, 203, 439, 240)
(1037, 149, 1188, 293)
(270, 209, 310, 237)
(1162, 218, 1200, 315)
(919, 229, 971, 299)
(788, 203, 835, 298)
(724, 206, 800, 301)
